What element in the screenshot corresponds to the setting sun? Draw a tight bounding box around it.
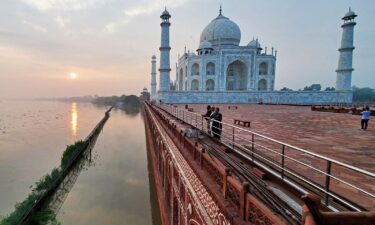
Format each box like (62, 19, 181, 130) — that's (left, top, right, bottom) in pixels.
(70, 72, 77, 79)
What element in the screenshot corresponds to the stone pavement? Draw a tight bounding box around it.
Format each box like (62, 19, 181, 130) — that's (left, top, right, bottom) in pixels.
(175, 104, 375, 210)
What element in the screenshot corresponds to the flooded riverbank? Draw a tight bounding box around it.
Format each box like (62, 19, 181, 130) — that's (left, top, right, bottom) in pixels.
(0, 100, 161, 225)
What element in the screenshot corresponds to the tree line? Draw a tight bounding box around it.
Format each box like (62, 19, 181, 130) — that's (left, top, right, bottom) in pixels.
(91, 95, 140, 107)
(279, 85, 375, 103)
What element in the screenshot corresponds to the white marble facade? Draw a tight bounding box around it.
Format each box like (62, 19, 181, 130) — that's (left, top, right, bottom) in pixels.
(175, 11, 276, 92)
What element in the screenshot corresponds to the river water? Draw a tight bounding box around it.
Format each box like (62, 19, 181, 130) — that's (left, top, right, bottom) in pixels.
(0, 100, 161, 225)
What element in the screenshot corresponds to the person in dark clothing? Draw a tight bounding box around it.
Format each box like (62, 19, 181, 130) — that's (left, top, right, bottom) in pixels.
(203, 105, 212, 117)
(212, 107, 222, 140)
(210, 106, 216, 116)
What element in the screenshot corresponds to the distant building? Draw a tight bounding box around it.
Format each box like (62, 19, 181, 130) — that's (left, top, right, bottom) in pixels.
(153, 7, 356, 104)
(140, 87, 150, 101)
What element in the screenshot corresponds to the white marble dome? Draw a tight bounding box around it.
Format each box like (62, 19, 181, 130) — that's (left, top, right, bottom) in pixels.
(198, 40, 213, 49)
(200, 14, 241, 46)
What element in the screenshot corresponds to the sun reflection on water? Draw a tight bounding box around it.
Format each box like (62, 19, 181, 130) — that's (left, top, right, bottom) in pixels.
(71, 103, 78, 136)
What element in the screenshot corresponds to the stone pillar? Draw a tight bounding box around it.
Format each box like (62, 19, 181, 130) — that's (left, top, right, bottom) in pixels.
(151, 55, 157, 100)
(336, 9, 357, 91)
(159, 8, 171, 92)
(201, 60, 205, 91)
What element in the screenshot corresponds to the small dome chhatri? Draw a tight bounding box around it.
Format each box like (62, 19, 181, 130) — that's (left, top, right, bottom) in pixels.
(198, 40, 213, 50)
(247, 38, 261, 48)
(161, 7, 171, 20)
(342, 7, 357, 20)
(199, 7, 241, 47)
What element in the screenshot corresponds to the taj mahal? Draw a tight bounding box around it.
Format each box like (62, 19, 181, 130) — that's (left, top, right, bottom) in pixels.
(149, 7, 357, 104)
(176, 7, 276, 92)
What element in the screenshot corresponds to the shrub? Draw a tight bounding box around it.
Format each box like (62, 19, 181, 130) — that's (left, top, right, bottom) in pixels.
(61, 140, 87, 169)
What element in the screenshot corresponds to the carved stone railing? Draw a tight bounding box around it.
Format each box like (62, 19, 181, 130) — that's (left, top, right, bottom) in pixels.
(144, 102, 289, 225)
(144, 103, 233, 225)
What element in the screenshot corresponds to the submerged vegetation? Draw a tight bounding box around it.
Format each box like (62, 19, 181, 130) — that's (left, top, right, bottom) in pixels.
(92, 95, 141, 114)
(0, 193, 59, 225)
(54, 94, 141, 108)
(61, 140, 87, 169)
(91, 95, 126, 105)
(92, 95, 140, 107)
(0, 140, 88, 225)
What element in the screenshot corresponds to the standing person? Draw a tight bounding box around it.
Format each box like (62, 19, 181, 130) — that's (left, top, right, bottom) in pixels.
(361, 106, 371, 130)
(212, 107, 222, 140)
(204, 105, 212, 117)
(209, 106, 216, 136)
(217, 107, 223, 140)
(203, 105, 212, 133)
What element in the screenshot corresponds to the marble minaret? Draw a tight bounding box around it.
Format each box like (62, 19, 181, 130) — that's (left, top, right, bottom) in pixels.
(150, 55, 157, 100)
(158, 8, 171, 92)
(336, 8, 357, 91)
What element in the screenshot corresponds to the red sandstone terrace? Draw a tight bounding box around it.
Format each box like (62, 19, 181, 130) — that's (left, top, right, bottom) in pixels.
(176, 104, 375, 209)
(179, 104, 375, 171)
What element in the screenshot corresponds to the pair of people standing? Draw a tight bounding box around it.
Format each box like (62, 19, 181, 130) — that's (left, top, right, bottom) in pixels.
(361, 106, 371, 130)
(203, 105, 222, 140)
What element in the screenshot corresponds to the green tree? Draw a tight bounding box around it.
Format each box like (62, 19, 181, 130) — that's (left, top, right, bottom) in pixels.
(123, 95, 140, 107)
(353, 86, 375, 102)
(303, 84, 321, 91)
(325, 87, 335, 91)
(280, 87, 293, 91)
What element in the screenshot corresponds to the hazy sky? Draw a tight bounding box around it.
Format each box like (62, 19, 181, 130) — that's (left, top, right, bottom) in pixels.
(0, 0, 374, 98)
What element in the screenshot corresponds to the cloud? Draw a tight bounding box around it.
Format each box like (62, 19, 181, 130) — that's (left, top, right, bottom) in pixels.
(54, 16, 70, 28)
(20, 0, 110, 11)
(22, 20, 47, 33)
(104, 22, 116, 33)
(124, 0, 188, 17)
(102, 0, 190, 34)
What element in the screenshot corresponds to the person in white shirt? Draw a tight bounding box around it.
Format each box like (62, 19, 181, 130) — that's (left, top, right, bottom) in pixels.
(361, 106, 371, 130)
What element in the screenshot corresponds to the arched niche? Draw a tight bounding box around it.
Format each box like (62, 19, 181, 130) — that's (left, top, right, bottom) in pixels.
(191, 79, 199, 90)
(179, 68, 184, 90)
(206, 79, 215, 91)
(226, 60, 248, 90)
(206, 62, 215, 75)
(191, 63, 200, 76)
(259, 62, 268, 75)
(258, 79, 267, 90)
